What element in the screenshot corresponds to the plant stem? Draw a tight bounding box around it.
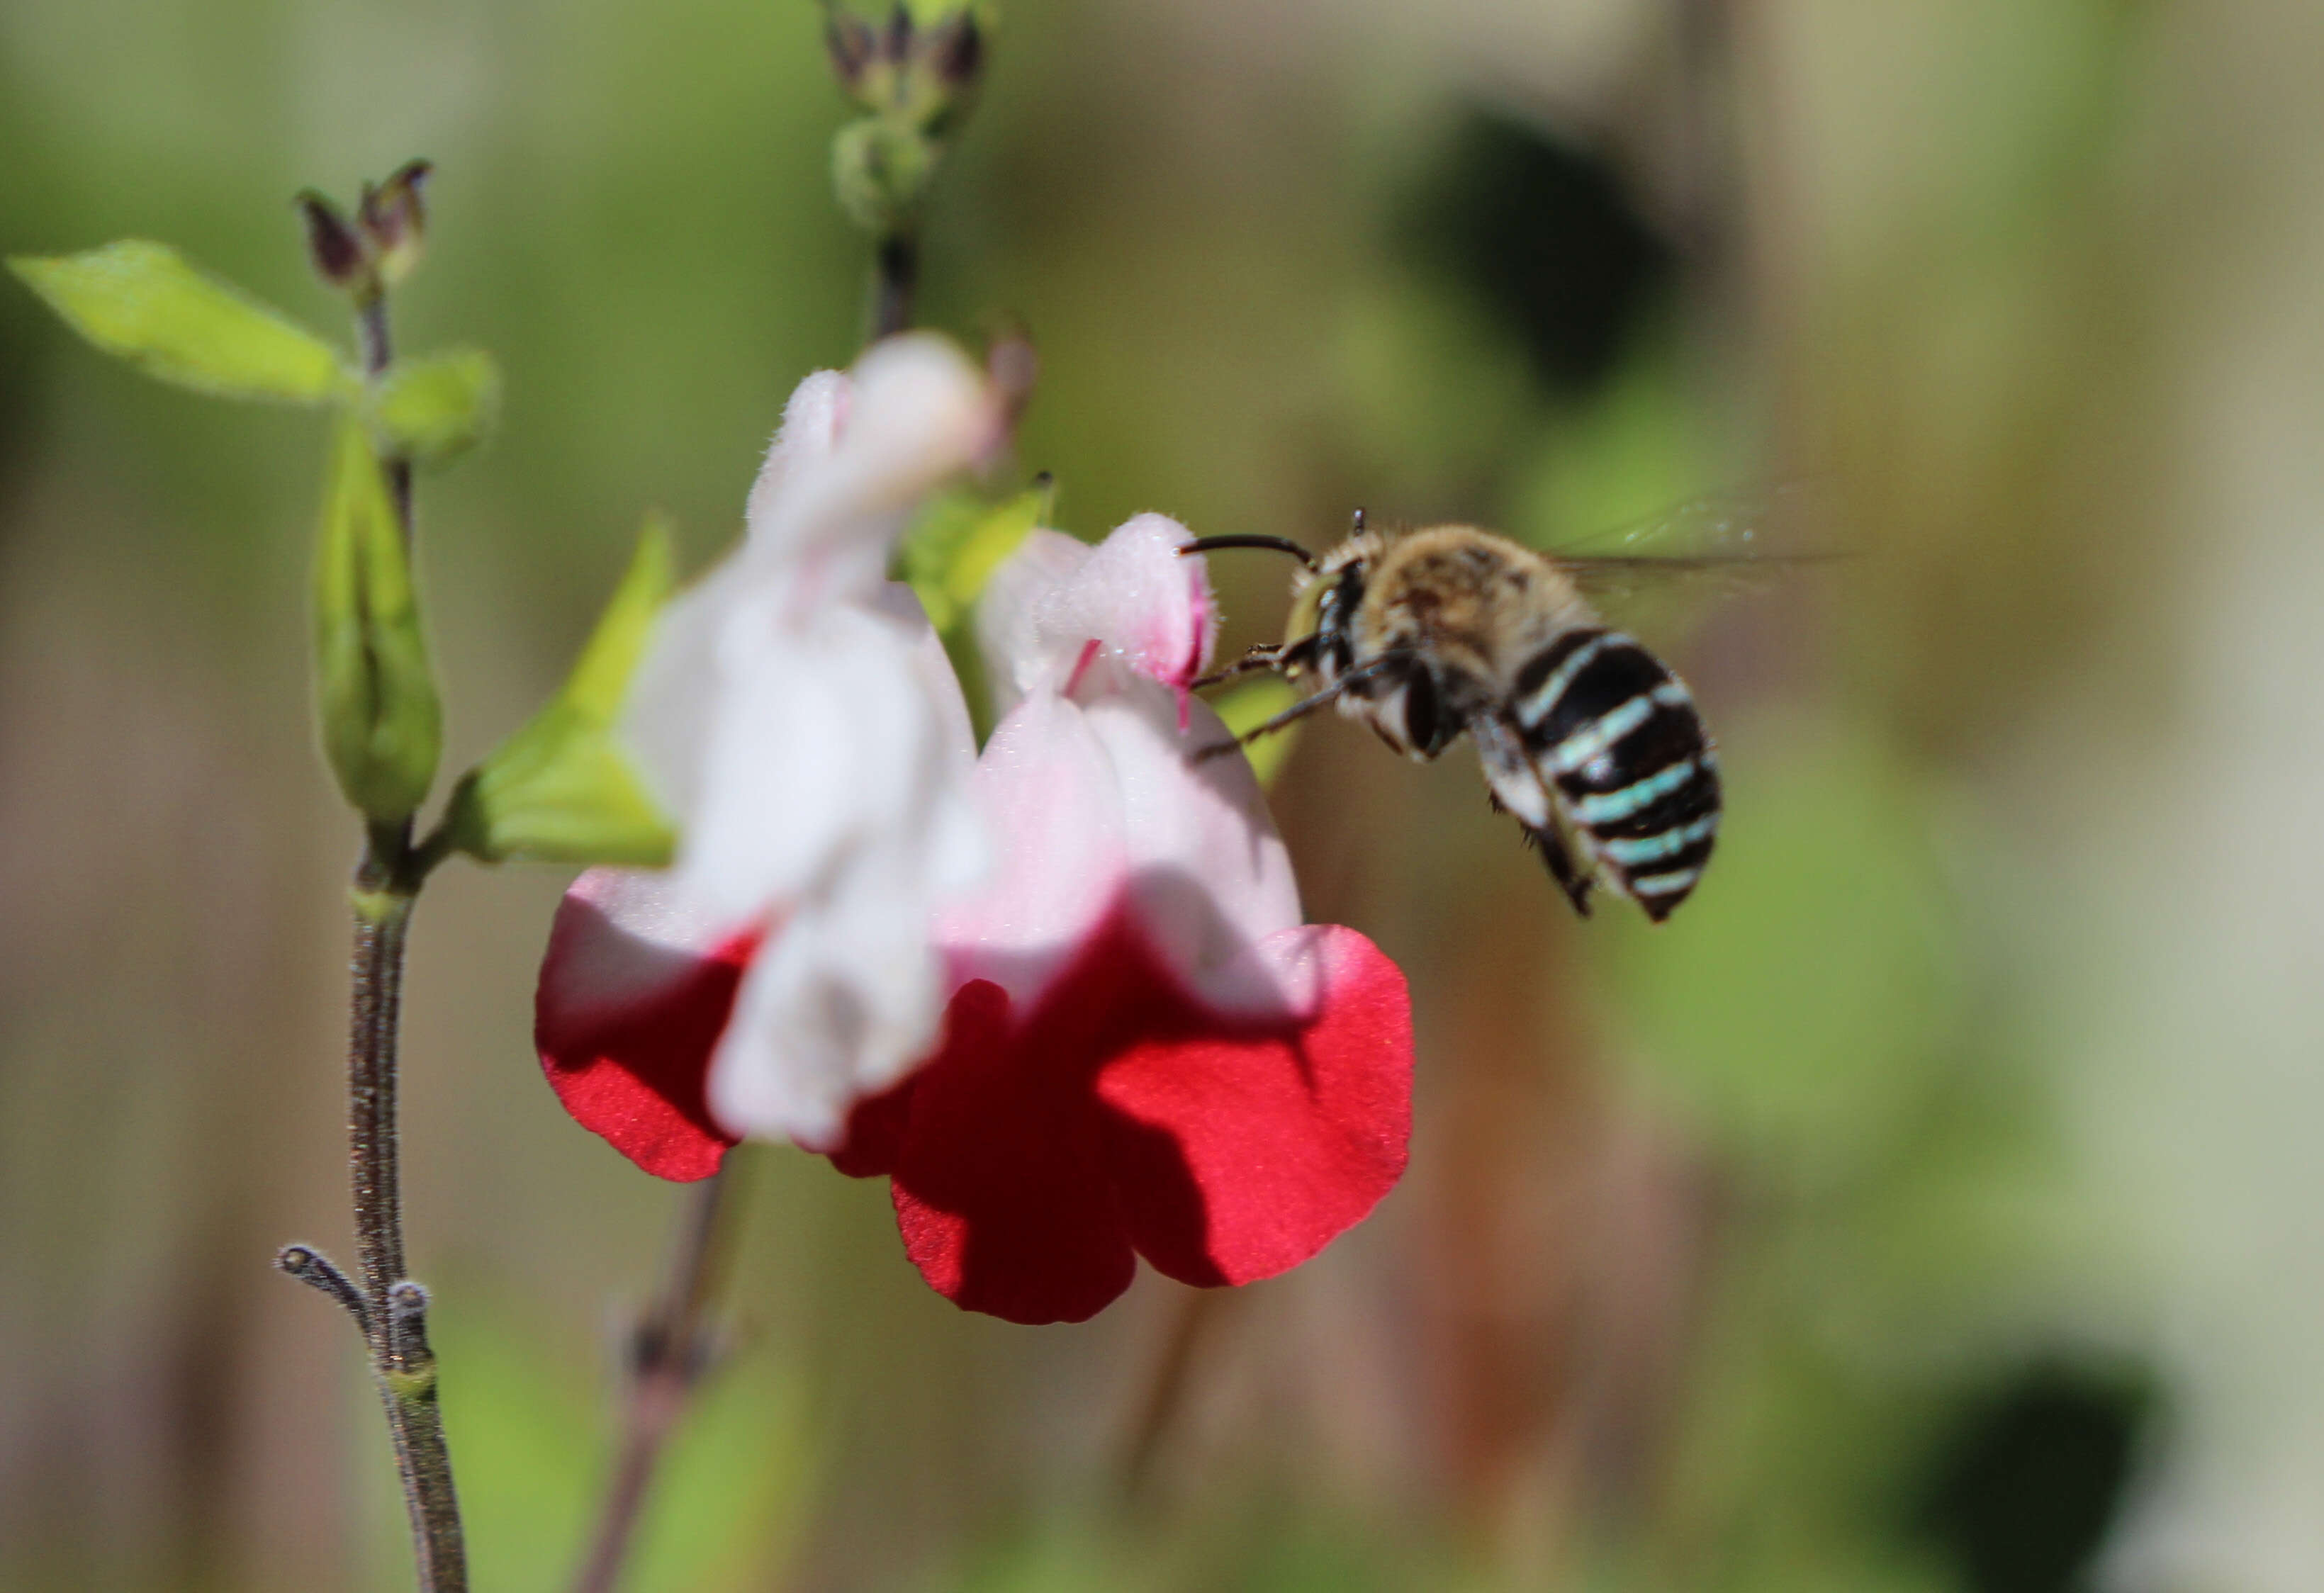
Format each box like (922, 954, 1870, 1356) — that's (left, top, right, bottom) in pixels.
(347, 842, 465, 1591)
(569, 1164, 745, 1593)
(279, 276, 465, 1591)
(870, 230, 919, 342)
(1118, 1285, 1228, 1500)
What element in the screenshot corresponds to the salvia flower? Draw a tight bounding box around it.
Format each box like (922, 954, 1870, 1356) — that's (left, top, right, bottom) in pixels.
(535, 334, 1002, 1161)
(829, 515, 1414, 1322)
(537, 505, 1413, 1323)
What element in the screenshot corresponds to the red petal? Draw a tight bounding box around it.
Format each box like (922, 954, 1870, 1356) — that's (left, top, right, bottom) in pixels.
(865, 914, 1413, 1324)
(887, 977, 1137, 1324)
(1099, 925, 1412, 1288)
(825, 1071, 918, 1178)
(534, 894, 748, 1182)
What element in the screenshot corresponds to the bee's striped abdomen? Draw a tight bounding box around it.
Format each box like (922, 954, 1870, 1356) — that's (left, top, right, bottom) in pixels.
(1512, 629, 1722, 921)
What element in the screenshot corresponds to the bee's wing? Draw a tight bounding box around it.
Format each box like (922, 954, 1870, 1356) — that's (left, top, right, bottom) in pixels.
(1542, 483, 1843, 615)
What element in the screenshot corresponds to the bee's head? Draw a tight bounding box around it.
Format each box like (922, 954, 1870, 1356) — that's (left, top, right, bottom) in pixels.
(1178, 510, 1380, 682)
(1284, 537, 1373, 681)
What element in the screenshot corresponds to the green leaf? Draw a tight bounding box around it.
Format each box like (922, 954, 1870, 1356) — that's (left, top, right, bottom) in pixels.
(446, 517, 678, 866)
(9, 240, 349, 403)
(368, 347, 501, 463)
(313, 415, 442, 823)
(899, 480, 1048, 633)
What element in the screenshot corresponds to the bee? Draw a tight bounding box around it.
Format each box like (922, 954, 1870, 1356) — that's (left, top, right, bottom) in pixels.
(1184, 512, 1738, 922)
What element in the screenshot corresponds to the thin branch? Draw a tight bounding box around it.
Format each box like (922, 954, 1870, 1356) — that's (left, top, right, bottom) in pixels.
(568, 1165, 746, 1593)
(276, 1244, 371, 1335)
(1119, 1286, 1229, 1500)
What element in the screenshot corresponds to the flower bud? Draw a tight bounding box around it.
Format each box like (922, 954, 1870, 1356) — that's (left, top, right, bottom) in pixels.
(314, 415, 442, 823)
(921, 9, 984, 96)
(832, 117, 939, 234)
(825, 6, 879, 91)
(296, 191, 368, 291)
(357, 159, 432, 287)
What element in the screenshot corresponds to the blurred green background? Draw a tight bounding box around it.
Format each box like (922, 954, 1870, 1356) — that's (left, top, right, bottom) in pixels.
(6, 0, 2323, 1589)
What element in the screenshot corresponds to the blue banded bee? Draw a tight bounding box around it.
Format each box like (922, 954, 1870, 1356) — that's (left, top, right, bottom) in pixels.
(1185, 512, 1746, 922)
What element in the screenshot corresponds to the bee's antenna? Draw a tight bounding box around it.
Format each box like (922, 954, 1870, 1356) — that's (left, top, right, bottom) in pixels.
(1178, 535, 1320, 571)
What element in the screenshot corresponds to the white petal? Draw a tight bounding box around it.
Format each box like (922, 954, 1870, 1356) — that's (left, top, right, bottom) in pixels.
(938, 687, 1130, 1004)
(743, 368, 850, 546)
(670, 600, 954, 928)
(708, 845, 947, 1148)
(974, 527, 1091, 711)
(537, 865, 736, 1033)
(746, 334, 1001, 602)
(618, 553, 753, 831)
(1079, 676, 1312, 1015)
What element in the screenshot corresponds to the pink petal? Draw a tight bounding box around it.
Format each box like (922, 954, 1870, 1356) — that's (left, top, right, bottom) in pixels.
(534, 869, 749, 1181)
(1055, 512, 1214, 694)
(974, 528, 1091, 715)
(975, 517, 1215, 705)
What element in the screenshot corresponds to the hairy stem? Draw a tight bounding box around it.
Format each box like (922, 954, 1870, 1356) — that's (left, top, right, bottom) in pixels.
(569, 1166, 744, 1593)
(348, 838, 466, 1591)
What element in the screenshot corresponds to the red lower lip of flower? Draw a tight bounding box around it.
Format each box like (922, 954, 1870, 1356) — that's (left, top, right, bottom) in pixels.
(834, 911, 1413, 1324)
(534, 907, 755, 1183)
(537, 897, 1413, 1327)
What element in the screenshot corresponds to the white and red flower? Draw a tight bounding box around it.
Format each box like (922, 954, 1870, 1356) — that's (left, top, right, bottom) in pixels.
(538, 502, 1414, 1324)
(535, 334, 1000, 1158)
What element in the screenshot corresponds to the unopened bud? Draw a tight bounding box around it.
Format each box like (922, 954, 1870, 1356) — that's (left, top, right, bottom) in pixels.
(922, 9, 984, 95)
(833, 117, 939, 233)
(358, 159, 432, 286)
(297, 191, 368, 290)
(826, 6, 879, 90)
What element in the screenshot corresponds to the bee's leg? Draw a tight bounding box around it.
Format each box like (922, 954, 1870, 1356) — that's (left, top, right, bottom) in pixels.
(1191, 687, 1340, 761)
(1190, 653, 1407, 761)
(1528, 823, 1595, 918)
(1484, 791, 1595, 917)
(1191, 644, 1285, 691)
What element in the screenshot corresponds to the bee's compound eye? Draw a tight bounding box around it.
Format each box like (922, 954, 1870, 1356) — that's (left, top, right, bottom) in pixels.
(1403, 669, 1441, 753)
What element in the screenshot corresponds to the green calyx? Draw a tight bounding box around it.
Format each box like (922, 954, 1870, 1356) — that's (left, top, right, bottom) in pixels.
(824, 1, 992, 232)
(313, 415, 442, 824)
(440, 517, 680, 867)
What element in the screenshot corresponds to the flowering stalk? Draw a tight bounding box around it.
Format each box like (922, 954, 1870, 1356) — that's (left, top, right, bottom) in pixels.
(280, 205, 469, 1587)
(16, 162, 685, 1593)
(556, 18, 998, 1583)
